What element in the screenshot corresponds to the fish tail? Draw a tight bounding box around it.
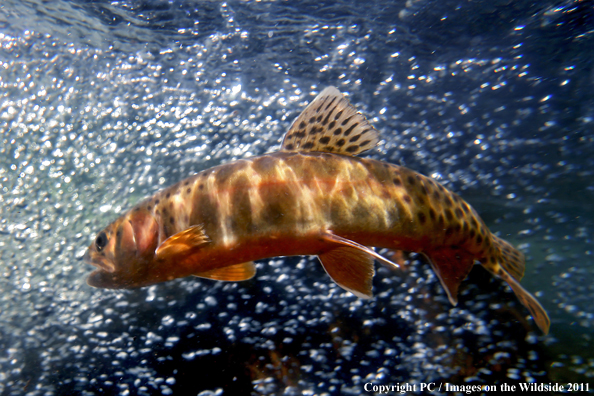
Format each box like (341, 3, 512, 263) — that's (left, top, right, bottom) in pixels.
(490, 235, 525, 281)
(482, 235, 550, 334)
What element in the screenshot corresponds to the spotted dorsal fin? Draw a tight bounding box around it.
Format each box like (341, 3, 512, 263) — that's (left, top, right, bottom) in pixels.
(281, 87, 379, 156)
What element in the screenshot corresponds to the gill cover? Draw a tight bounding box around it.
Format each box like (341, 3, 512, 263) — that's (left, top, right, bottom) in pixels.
(117, 209, 159, 261)
(88, 209, 159, 288)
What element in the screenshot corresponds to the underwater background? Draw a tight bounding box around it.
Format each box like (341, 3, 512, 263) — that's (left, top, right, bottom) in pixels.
(0, 0, 593, 394)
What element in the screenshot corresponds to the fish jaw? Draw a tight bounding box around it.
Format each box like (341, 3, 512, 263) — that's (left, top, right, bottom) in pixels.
(83, 248, 115, 274)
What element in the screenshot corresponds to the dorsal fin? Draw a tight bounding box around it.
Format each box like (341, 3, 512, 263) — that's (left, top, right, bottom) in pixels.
(281, 87, 380, 156)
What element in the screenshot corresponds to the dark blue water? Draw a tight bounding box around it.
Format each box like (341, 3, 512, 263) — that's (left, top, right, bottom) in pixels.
(0, 0, 592, 394)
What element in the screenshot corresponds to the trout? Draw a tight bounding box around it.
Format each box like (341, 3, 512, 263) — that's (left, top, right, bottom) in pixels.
(84, 87, 550, 334)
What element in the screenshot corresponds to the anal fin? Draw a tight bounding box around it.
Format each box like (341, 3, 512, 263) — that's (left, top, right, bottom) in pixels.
(423, 248, 475, 306)
(155, 225, 210, 260)
(194, 262, 256, 282)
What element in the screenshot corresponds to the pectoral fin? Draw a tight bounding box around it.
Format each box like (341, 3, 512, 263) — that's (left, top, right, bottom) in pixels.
(155, 225, 210, 260)
(194, 262, 256, 282)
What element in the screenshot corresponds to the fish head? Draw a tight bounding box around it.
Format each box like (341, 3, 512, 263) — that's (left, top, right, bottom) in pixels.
(84, 208, 159, 289)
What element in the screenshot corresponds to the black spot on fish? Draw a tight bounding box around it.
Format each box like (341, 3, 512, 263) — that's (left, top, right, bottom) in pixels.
(429, 208, 436, 221)
(342, 115, 353, 125)
(360, 140, 371, 146)
(403, 194, 412, 203)
(445, 209, 454, 222)
(184, 181, 190, 186)
(166, 193, 170, 198)
(343, 123, 358, 136)
(186, 188, 191, 194)
(418, 212, 426, 224)
(346, 145, 359, 153)
(335, 110, 343, 120)
(407, 176, 416, 185)
(309, 117, 316, 124)
(349, 134, 361, 143)
(170, 217, 174, 224)
(337, 139, 346, 147)
(476, 235, 483, 244)
(299, 121, 306, 129)
(333, 127, 342, 136)
(328, 120, 336, 130)
(316, 114, 323, 123)
(455, 208, 463, 217)
(285, 143, 294, 150)
(319, 136, 330, 144)
(199, 184, 204, 190)
(155, 199, 160, 204)
(322, 109, 335, 125)
(147, 205, 152, 211)
(302, 142, 314, 149)
(393, 177, 402, 186)
(469, 229, 476, 238)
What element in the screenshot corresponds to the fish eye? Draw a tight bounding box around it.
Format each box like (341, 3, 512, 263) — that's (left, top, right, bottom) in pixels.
(95, 232, 108, 252)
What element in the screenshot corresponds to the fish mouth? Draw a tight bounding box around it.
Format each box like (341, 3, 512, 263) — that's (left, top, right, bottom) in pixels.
(83, 250, 115, 273)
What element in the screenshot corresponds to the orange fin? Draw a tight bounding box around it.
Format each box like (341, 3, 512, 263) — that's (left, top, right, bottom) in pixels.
(492, 235, 525, 281)
(489, 266, 550, 335)
(155, 225, 210, 260)
(318, 247, 375, 299)
(317, 232, 400, 299)
(281, 87, 379, 156)
(423, 249, 475, 306)
(194, 262, 256, 282)
(322, 232, 400, 269)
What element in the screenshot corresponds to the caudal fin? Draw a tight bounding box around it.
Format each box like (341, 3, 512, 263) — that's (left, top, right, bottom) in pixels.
(484, 237, 550, 334)
(491, 235, 525, 281)
(497, 269, 551, 335)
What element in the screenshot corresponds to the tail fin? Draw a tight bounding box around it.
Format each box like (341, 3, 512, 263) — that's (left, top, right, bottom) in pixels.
(484, 236, 550, 334)
(497, 269, 551, 335)
(491, 235, 525, 281)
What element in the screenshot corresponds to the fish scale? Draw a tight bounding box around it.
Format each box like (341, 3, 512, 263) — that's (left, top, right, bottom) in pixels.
(84, 86, 550, 335)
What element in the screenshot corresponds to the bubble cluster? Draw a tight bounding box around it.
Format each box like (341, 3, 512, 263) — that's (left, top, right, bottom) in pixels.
(0, 0, 592, 394)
